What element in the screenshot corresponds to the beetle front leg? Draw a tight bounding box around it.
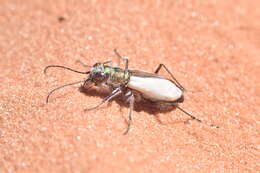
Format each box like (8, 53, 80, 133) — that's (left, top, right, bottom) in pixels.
(84, 87, 122, 111)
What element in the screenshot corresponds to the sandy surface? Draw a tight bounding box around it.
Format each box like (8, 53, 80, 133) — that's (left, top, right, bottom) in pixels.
(0, 0, 259, 172)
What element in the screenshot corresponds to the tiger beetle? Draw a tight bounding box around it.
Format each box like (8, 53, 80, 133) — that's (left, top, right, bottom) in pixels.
(44, 49, 218, 134)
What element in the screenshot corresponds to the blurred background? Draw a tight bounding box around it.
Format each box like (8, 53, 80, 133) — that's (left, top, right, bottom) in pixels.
(0, 0, 259, 172)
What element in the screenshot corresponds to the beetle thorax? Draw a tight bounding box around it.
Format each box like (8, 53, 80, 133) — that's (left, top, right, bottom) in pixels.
(107, 67, 130, 86)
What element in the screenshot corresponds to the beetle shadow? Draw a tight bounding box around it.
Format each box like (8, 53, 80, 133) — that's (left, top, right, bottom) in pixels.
(79, 86, 188, 126)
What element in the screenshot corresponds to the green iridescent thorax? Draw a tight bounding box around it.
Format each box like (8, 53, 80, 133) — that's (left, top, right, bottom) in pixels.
(104, 66, 131, 85)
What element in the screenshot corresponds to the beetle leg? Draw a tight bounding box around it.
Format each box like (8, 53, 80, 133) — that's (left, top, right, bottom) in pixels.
(103, 60, 113, 67)
(84, 87, 122, 111)
(154, 64, 185, 91)
(82, 78, 91, 88)
(176, 106, 220, 128)
(175, 105, 202, 123)
(114, 49, 129, 72)
(123, 92, 135, 135)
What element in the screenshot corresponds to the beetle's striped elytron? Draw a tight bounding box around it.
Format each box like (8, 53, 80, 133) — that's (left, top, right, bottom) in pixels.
(44, 49, 213, 134)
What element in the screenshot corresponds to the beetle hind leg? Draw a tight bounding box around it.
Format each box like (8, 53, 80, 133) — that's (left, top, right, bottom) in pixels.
(154, 64, 185, 91)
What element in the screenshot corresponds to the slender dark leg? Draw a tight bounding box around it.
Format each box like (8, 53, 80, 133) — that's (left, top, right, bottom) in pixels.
(84, 88, 122, 111)
(175, 105, 202, 123)
(176, 105, 220, 128)
(82, 78, 91, 88)
(114, 49, 128, 72)
(123, 93, 135, 135)
(154, 64, 185, 91)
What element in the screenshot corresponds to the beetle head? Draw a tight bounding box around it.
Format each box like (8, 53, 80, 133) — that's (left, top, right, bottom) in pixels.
(89, 63, 109, 85)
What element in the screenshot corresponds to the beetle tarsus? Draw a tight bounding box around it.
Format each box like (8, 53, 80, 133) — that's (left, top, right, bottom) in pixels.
(176, 105, 202, 122)
(176, 105, 220, 128)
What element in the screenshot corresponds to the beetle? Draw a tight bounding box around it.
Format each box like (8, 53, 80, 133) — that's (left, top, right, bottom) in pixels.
(44, 49, 214, 134)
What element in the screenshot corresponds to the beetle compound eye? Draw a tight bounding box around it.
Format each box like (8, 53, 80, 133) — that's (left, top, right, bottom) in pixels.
(96, 72, 104, 78)
(92, 72, 108, 83)
(93, 72, 103, 79)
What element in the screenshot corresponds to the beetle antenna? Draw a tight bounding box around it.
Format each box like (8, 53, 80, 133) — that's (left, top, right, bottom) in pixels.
(176, 105, 220, 128)
(44, 65, 90, 74)
(46, 81, 84, 103)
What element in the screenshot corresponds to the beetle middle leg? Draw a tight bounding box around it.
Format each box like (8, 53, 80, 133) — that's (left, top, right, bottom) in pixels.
(154, 64, 185, 91)
(84, 87, 122, 111)
(123, 90, 135, 135)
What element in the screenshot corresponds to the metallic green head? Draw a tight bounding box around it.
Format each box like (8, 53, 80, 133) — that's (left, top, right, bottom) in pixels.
(89, 63, 110, 85)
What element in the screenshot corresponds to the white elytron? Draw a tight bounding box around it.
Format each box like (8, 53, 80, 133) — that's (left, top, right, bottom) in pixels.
(128, 73, 183, 102)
